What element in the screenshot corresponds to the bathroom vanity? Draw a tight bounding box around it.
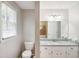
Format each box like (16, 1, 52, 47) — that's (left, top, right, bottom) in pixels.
(40, 40, 79, 58)
(39, 9, 79, 58)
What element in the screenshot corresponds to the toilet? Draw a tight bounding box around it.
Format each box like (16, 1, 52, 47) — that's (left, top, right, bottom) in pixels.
(22, 42, 33, 58)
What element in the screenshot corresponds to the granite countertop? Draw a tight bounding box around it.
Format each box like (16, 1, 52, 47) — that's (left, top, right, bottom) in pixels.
(40, 41, 79, 46)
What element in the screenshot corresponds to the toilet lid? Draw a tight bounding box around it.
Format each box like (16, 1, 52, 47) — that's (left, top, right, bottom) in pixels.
(22, 50, 32, 57)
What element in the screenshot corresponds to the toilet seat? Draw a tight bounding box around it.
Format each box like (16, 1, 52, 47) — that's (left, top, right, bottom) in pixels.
(22, 50, 32, 58)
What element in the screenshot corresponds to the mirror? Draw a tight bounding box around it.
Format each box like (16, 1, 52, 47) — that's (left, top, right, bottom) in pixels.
(40, 9, 69, 40)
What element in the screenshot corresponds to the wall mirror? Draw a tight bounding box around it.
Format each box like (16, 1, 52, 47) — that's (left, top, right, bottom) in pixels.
(40, 9, 69, 41)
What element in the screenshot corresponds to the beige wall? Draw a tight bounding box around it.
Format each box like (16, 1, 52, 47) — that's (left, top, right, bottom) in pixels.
(0, 2, 23, 58)
(69, 3, 79, 41)
(22, 9, 35, 42)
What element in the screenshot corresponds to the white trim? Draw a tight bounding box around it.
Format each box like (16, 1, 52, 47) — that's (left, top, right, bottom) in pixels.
(2, 35, 16, 40)
(0, 1, 2, 43)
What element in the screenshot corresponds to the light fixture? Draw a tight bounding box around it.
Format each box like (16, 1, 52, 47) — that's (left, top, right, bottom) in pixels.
(47, 15, 63, 21)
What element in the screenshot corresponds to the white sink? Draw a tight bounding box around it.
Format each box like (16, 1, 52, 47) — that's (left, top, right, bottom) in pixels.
(40, 41, 59, 45)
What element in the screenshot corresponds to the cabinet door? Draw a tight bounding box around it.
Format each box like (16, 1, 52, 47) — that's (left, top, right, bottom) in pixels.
(46, 46, 53, 58)
(52, 46, 66, 58)
(66, 46, 78, 58)
(40, 46, 46, 58)
(40, 46, 49, 58)
(40, 46, 52, 58)
(45, 46, 52, 58)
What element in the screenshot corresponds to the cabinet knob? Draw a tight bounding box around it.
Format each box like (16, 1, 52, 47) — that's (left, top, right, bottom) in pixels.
(40, 51, 41, 53)
(71, 48, 73, 50)
(60, 53, 62, 55)
(56, 53, 58, 55)
(68, 53, 70, 55)
(51, 51, 53, 53)
(45, 48, 47, 50)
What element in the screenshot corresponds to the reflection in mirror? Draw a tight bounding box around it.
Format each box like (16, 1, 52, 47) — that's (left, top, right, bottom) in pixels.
(40, 21, 62, 39)
(40, 21, 48, 38)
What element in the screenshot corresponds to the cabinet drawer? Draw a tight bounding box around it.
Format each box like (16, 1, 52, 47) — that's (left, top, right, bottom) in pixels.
(40, 46, 52, 58)
(52, 46, 66, 58)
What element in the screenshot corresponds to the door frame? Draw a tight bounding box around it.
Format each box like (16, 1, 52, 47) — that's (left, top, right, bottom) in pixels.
(35, 1, 40, 58)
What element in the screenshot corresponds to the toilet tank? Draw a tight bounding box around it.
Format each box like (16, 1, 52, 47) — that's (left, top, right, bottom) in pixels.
(24, 42, 34, 50)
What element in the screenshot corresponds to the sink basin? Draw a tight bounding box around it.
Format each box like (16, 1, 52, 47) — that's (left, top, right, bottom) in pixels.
(40, 41, 59, 45)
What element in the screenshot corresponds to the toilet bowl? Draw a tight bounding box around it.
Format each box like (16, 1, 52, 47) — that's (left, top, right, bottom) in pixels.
(22, 42, 34, 58)
(22, 50, 32, 58)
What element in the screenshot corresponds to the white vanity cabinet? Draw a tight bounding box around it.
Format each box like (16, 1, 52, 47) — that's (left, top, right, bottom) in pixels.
(66, 46, 78, 58)
(40, 45, 79, 58)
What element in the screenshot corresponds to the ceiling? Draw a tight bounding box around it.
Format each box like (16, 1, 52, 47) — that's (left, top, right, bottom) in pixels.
(15, 1, 35, 9)
(40, 1, 79, 9)
(15, 1, 79, 9)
